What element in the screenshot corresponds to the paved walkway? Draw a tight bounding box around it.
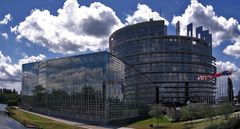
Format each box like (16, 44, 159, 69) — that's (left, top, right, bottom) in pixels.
(21, 109, 134, 129)
(183, 111, 240, 124)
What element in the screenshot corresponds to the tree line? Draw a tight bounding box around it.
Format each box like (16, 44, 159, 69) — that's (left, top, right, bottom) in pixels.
(0, 88, 20, 106)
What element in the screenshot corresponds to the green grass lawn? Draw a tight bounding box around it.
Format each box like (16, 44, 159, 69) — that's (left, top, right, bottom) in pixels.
(6, 107, 237, 129)
(127, 116, 184, 129)
(7, 107, 83, 129)
(127, 116, 229, 129)
(190, 118, 227, 129)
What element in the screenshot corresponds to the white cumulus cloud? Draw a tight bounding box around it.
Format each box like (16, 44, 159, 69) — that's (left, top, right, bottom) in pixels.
(126, 3, 169, 25)
(11, 0, 123, 54)
(12, 0, 168, 54)
(223, 40, 240, 58)
(1, 33, 8, 39)
(171, 0, 240, 58)
(0, 14, 12, 25)
(18, 54, 46, 66)
(216, 61, 238, 73)
(0, 51, 46, 92)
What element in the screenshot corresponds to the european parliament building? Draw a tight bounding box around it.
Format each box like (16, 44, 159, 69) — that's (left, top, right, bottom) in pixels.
(109, 20, 216, 106)
(22, 20, 216, 124)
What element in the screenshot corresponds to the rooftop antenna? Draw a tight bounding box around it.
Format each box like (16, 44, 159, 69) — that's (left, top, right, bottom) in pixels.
(149, 12, 153, 21)
(176, 21, 180, 35)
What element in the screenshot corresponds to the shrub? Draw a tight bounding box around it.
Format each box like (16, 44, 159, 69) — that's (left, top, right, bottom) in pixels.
(218, 103, 234, 119)
(202, 104, 216, 124)
(228, 117, 240, 129)
(180, 103, 206, 121)
(166, 108, 181, 122)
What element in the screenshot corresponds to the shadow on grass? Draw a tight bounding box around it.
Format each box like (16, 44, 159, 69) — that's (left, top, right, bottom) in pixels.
(152, 125, 169, 129)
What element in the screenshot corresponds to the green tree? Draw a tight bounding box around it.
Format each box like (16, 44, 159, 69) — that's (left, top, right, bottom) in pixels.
(180, 105, 194, 129)
(166, 108, 174, 121)
(148, 104, 165, 127)
(202, 104, 216, 124)
(166, 108, 181, 122)
(180, 103, 205, 121)
(218, 103, 234, 119)
(0, 88, 20, 106)
(180, 106, 192, 121)
(180, 103, 207, 129)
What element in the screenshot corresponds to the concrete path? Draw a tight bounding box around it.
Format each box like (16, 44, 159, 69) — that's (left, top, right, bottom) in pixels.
(183, 111, 240, 124)
(21, 109, 134, 129)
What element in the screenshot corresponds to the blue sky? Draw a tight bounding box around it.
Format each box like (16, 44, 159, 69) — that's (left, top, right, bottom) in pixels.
(0, 0, 239, 94)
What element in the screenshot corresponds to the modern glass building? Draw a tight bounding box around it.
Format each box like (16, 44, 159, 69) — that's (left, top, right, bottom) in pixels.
(22, 20, 217, 124)
(21, 51, 139, 124)
(109, 20, 216, 106)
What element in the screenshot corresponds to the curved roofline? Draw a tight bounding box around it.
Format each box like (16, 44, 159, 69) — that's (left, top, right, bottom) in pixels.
(110, 35, 212, 51)
(109, 20, 212, 43)
(111, 31, 206, 42)
(110, 20, 166, 37)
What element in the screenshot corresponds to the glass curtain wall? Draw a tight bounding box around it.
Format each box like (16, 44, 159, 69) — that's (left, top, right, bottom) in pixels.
(110, 20, 216, 106)
(22, 51, 149, 123)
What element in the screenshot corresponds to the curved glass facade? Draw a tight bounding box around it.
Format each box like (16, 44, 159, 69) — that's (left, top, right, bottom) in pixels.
(110, 20, 216, 105)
